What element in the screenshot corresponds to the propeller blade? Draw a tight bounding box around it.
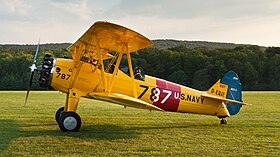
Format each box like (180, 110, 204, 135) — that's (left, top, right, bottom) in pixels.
(24, 71, 34, 105)
(33, 39, 40, 65)
(24, 40, 40, 105)
(24, 88, 30, 105)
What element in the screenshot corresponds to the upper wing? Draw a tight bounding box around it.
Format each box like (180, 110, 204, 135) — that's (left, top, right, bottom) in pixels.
(67, 21, 153, 61)
(88, 92, 164, 111)
(201, 92, 251, 105)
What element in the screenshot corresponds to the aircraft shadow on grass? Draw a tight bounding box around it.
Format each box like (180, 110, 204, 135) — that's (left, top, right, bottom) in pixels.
(4, 118, 270, 153)
(0, 118, 232, 153)
(0, 119, 18, 153)
(0, 119, 140, 153)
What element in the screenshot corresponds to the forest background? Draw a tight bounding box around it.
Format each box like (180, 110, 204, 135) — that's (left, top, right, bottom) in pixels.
(0, 40, 279, 91)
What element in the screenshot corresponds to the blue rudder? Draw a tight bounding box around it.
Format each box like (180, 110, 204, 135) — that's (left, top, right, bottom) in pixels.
(221, 71, 242, 116)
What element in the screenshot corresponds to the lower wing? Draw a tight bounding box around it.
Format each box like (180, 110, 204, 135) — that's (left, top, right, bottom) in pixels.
(88, 92, 164, 111)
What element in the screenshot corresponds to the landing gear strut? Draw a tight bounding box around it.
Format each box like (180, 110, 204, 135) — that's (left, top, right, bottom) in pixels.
(220, 118, 227, 124)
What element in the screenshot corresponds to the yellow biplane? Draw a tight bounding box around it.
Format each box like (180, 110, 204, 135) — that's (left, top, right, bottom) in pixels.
(25, 21, 250, 131)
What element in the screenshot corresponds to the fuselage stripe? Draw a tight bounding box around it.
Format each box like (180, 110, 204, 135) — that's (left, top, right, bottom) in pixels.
(153, 79, 181, 111)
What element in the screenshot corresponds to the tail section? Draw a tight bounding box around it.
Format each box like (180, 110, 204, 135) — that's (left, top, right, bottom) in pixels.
(206, 71, 243, 116)
(207, 79, 228, 99)
(221, 71, 242, 115)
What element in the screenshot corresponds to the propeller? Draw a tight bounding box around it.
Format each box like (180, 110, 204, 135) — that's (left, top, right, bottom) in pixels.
(24, 39, 40, 105)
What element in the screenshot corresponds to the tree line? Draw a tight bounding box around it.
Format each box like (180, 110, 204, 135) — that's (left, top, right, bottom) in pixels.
(0, 42, 279, 90)
(0, 44, 70, 90)
(133, 45, 279, 90)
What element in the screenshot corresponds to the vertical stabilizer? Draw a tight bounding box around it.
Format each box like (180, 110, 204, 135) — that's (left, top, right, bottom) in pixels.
(207, 79, 228, 99)
(221, 71, 242, 115)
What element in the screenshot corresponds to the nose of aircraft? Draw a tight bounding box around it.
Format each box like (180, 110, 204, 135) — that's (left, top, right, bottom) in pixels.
(38, 54, 56, 87)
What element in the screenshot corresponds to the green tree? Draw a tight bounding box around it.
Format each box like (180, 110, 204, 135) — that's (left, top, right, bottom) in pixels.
(167, 70, 186, 85)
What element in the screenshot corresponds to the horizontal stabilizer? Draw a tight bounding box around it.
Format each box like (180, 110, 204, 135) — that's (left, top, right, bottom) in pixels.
(88, 92, 164, 111)
(201, 93, 251, 106)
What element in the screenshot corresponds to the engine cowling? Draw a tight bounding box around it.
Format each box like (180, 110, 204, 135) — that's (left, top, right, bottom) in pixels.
(38, 54, 55, 87)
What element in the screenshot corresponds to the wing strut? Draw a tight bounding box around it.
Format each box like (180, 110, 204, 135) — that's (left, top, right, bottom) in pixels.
(106, 43, 137, 98)
(108, 51, 123, 93)
(69, 43, 85, 89)
(95, 34, 107, 91)
(126, 45, 137, 98)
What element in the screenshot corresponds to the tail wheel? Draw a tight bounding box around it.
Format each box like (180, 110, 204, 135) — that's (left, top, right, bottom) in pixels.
(220, 118, 227, 124)
(55, 107, 64, 123)
(58, 112, 81, 132)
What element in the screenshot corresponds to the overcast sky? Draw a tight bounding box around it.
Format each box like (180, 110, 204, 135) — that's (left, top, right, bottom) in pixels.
(1, 0, 280, 46)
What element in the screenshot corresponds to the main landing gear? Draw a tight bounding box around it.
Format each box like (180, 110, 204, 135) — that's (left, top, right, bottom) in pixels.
(55, 107, 81, 132)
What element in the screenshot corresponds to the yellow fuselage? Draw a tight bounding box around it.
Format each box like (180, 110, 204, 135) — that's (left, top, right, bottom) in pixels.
(51, 58, 228, 117)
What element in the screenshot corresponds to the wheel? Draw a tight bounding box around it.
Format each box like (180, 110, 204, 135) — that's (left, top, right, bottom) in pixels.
(55, 107, 64, 123)
(58, 112, 81, 132)
(220, 118, 227, 124)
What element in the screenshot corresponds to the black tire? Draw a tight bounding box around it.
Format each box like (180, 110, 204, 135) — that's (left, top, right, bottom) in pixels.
(220, 118, 227, 124)
(58, 112, 81, 132)
(55, 107, 64, 123)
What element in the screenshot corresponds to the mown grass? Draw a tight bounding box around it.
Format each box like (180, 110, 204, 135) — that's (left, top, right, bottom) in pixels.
(0, 91, 279, 156)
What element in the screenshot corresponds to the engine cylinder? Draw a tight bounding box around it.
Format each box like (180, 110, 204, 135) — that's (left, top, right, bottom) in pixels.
(39, 54, 53, 87)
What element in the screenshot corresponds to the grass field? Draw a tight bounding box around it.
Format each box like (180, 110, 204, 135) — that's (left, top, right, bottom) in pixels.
(0, 91, 279, 156)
